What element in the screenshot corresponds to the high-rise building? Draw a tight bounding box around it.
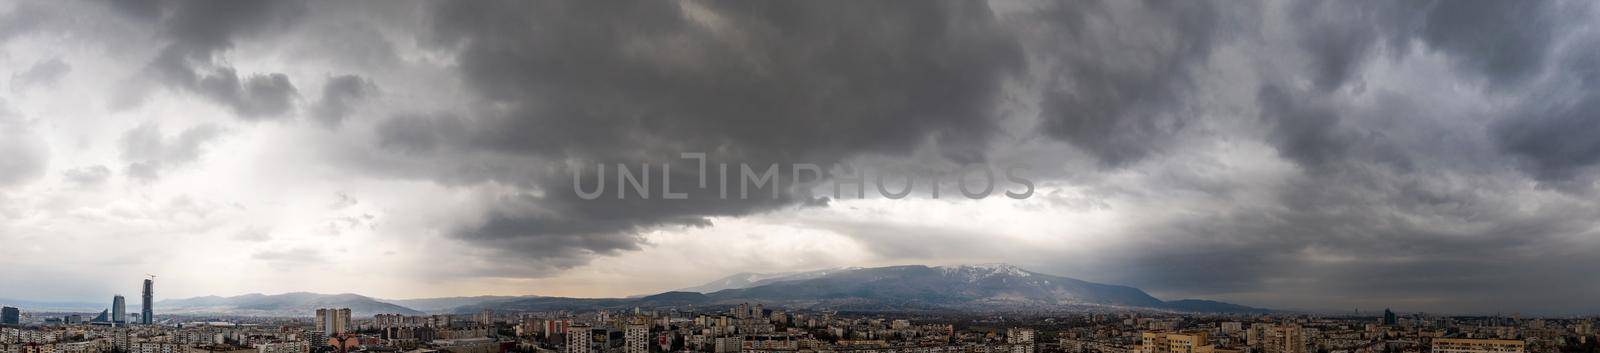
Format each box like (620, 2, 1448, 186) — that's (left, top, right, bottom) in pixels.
(625, 320, 649, 353)
(316, 308, 352, 335)
(141, 278, 154, 325)
(1382, 309, 1397, 326)
(568, 324, 594, 353)
(1, 306, 19, 325)
(1263, 324, 1306, 353)
(113, 295, 127, 324)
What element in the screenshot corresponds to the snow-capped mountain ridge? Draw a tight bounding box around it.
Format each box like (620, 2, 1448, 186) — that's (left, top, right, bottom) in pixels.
(937, 263, 1032, 281)
(676, 267, 863, 293)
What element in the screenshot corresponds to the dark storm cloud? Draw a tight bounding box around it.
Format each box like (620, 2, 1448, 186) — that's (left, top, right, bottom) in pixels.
(1489, 34, 1600, 184)
(353, 1, 1600, 313)
(1414, 1, 1562, 87)
(1029, 1, 1230, 166)
(1255, 85, 1357, 168)
(1047, 0, 1600, 313)
(1493, 93, 1600, 183)
(1263, 0, 1600, 186)
(311, 75, 377, 128)
(1285, 1, 1566, 93)
(1286, 1, 1421, 91)
(375, 0, 1023, 274)
(1099, 160, 1600, 313)
(15, 0, 1592, 312)
(113, 0, 308, 119)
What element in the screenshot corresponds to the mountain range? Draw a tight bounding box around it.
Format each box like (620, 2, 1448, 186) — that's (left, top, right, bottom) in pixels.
(451, 263, 1267, 314)
(155, 292, 425, 317)
(0, 298, 109, 312)
(673, 267, 861, 293)
(381, 296, 538, 313)
(2, 264, 1265, 316)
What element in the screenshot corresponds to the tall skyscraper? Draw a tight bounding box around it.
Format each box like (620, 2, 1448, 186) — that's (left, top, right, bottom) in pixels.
(1, 306, 19, 325)
(112, 295, 127, 325)
(1382, 309, 1397, 326)
(141, 278, 154, 325)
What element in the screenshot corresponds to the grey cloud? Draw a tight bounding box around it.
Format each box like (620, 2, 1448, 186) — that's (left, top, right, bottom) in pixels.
(1255, 85, 1356, 168)
(1489, 34, 1600, 184)
(101, 0, 163, 21)
(374, 113, 462, 155)
(155, 0, 307, 56)
(113, 0, 308, 119)
(1283, 1, 1575, 92)
(381, 1, 1600, 306)
(797, 0, 1600, 313)
(9, 58, 72, 93)
(1286, 1, 1421, 91)
(0, 2, 47, 45)
(375, 0, 1025, 275)
(1061, 0, 1600, 312)
(1029, 1, 1229, 166)
(12, 0, 1598, 313)
(119, 122, 224, 181)
(311, 75, 377, 128)
(61, 165, 112, 185)
(1415, 1, 1561, 87)
(1128, 166, 1600, 313)
(1492, 94, 1600, 183)
(0, 100, 49, 188)
(193, 69, 299, 119)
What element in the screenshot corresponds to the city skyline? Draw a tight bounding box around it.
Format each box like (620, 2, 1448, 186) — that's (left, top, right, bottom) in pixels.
(0, 263, 1581, 318)
(2, 1, 1600, 315)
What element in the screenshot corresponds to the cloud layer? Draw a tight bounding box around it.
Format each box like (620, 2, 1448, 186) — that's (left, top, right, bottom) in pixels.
(1, 0, 1598, 314)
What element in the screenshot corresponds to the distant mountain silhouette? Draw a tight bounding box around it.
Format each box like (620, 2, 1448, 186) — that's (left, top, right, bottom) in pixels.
(382, 295, 537, 314)
(1163, 299, 1269, 313)
(0, 298, 108, 312)
(159, 292, 424, 317)
(456, 263, 1266, 314)
(675, 267, 861, 293)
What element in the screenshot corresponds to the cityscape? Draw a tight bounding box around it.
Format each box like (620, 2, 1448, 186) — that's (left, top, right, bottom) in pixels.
(4, 3, 1600, 353)
(2, 268, 1596, 353)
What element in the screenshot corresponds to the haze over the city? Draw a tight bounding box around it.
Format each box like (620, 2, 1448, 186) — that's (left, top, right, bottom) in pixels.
(2, 0, 1600, 316)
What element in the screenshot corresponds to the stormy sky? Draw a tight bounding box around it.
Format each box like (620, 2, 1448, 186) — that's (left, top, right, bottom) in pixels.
(2, 0, 1599, 315)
